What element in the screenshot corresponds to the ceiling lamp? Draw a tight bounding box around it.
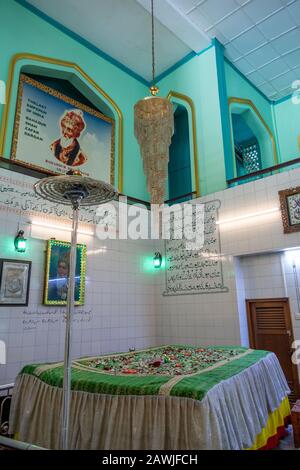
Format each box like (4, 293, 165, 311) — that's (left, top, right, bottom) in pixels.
(134, 0, 174, 205)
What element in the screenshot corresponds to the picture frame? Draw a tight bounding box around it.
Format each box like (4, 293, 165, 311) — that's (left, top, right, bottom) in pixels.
(279, 186, 300, 234)
(11, 74, 115, 185)
(44, 239, 86, 306)
(0, 259, 31, 306)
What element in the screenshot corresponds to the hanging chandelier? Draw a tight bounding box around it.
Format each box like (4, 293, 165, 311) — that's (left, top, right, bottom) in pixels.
(134, 0, 174, 205)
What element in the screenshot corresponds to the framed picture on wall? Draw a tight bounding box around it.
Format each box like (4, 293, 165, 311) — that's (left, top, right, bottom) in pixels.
(11, 74, 115, 184)
(0, 259, 31, 306)
(279, 186, 300, 233)
(44, 239, 86, 306)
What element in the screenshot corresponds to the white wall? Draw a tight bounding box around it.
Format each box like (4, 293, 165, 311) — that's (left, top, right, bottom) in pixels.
(0, 169, 159, 385)
(237, 253, 286, 347)
(2, 165, 300, 386)
(237, 251, 300, 378)
(157, 167, 300, 359)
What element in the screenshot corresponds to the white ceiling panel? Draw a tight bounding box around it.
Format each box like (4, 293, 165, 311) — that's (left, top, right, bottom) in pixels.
(215, 9, 253, 41)
(235, 0, 251, 5)
(224, 42, 243, 61)
(257, 10, 296, 40)
(245, 44, 279, 68)
(187, 6, 215, 30)
(245, 70, 266, 86)
(25, 0, 300, 101)
(283, 48, 300, 67)
(258, 58, 290, 80)
(170, 0, 202, 14)
(191, 0, 239, 25)
(288, 0, 300, 23)
(243, 0, 284, 23)
(272, 27, 300, 55)
(258, 82, 278, 97)
(233, 57, 255, 75)
(270, 70, 297, 90)
(231, 28, 267, 55)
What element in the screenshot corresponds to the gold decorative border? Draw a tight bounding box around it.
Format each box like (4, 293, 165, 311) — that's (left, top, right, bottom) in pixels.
(228, 97, 278, 178)
(11, 74, 115, 185)
(279, 186, 300, 234)
(166, 91, 200, 197)
(44, 239, 87, 306)
(0, 53, 123, 191)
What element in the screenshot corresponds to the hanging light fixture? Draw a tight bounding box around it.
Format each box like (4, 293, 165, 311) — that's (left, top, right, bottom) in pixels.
(134, 0, 174, 205)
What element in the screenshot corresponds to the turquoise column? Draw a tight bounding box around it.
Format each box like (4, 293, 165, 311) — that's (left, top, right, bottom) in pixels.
(213, 38, 234, 182)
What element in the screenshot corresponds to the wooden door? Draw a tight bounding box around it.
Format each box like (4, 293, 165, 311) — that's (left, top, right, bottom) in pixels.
(246, 298, 300, 403)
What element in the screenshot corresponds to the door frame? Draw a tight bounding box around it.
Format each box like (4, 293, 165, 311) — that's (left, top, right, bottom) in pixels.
(246, 297, 300, 398)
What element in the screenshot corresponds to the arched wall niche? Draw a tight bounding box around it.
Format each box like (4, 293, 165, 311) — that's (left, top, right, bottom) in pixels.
(167, 91, 200, 199)
(0, 53, 123, 191)
(228, 97, 278, 179)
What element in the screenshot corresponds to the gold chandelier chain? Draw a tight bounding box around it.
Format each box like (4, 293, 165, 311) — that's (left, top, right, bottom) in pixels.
(151, 0, 155, 86)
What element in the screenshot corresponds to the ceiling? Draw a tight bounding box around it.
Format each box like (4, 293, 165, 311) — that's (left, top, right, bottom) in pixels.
(24, 0, 300, 101)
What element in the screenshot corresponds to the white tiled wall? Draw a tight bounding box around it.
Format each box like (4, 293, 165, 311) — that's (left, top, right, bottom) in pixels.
(1, 165, 300, 386)
(237, 251, 300, 377)
(282, 251, 300, 352)
(156, 167, 300, 355)
(0, 171, 159, 384)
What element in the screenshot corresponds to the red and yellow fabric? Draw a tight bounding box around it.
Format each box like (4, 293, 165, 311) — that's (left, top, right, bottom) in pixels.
(247, 396, 291, 450)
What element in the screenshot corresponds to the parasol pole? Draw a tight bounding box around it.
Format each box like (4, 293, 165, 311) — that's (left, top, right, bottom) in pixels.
(61, 202, 79, 450)
(34, 172, 118, 451)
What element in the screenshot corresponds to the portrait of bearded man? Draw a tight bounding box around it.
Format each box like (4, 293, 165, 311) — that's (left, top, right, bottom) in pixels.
(50, 109, 88, 166)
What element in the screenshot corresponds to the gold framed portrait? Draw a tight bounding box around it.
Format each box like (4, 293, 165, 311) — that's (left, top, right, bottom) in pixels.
(44, 239, 86, 306)
(11, 74, 115, 184)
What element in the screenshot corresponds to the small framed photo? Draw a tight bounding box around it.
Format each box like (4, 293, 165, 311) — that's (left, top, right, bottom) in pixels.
(44, 239, 86, 306)
(0, 259, 31, 306)
(279, 186, 300, 233)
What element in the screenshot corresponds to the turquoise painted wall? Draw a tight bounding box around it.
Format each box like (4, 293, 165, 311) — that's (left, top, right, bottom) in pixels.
(0, 0, 149, 200)
(273, 97, 300, 162)
(225, 62, 274, 131)
(225, 61, 280, 170)
(1, 1, 296, 202)
(158, 46, 227, 196)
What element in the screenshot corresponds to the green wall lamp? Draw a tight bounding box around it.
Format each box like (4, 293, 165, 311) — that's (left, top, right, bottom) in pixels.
(14, 230, 27, 253)
(153, 252, 162, 268)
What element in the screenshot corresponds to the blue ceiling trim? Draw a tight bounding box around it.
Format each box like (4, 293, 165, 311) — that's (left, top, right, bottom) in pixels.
(156, 43, 214, 84)
(14, 0, 149, 86)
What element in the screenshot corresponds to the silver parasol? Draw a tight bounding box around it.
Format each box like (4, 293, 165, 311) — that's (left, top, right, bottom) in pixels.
(34, 173, 118, 450)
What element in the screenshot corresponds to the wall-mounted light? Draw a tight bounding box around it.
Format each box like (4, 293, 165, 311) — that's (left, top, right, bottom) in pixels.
(153, 252, 162, 268)
(14, 230, 27, 253)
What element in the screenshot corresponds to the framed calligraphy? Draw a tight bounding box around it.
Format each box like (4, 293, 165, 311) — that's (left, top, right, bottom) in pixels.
(0, 259, 31, 306)
(279, 187, 300, 234)
(11, 74, 115, 184)
(44, 239, 86, 306)
(164, 200, 228, 296)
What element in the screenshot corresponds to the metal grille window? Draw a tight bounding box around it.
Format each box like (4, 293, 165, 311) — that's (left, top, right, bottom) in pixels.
(242, 140, 261, 173)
